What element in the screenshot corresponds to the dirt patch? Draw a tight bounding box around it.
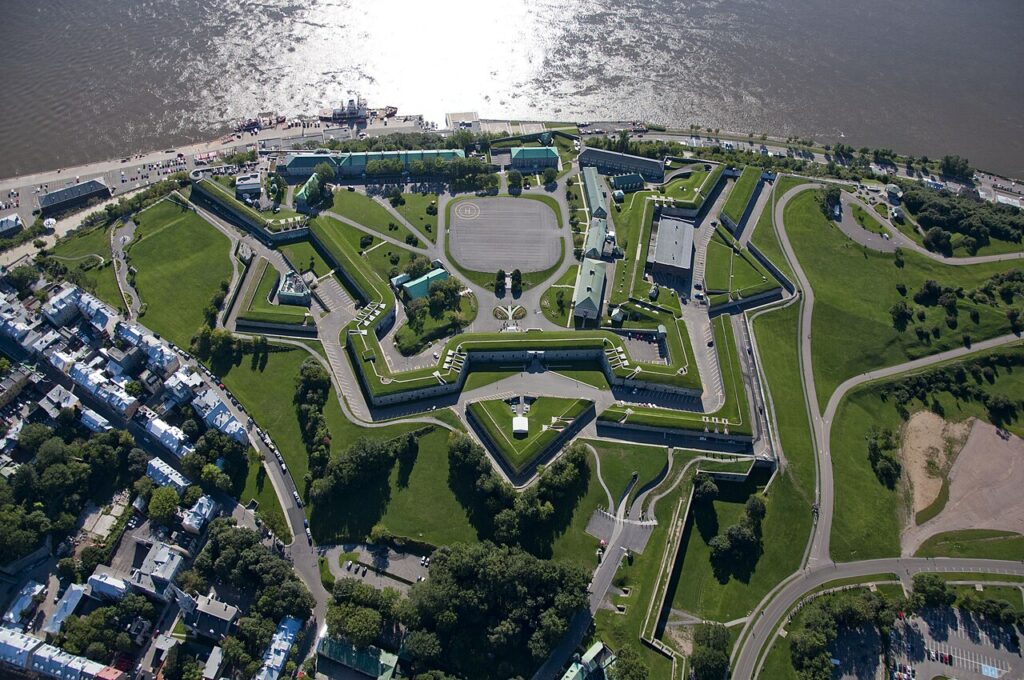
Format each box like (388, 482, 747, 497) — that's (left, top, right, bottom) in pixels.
(898, 411, 970, 515)
(901, 420, 1024, 556)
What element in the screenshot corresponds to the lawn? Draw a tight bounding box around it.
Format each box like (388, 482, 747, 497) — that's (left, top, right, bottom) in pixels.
(239, 258, 310, 325)
(663, 170, 708, 202)
(830, 347, 1024, 562)
(329, 189, 415, 243)
(608, 191, 655, 305)
(850, 202, 887, 235)
(212, 346, 421, 521)
(550, 440, 668, 570)
(704, 228, 779, 304)
(377, 427, 478, 546)
(782, 188, 1020, 412)
(48, 216, 122, 309)
(394, 294, 477, 356)
(316, 215, 420, 283)
(666, 469, 778, 621)
(540, 265, 578, 327)
(240, 460, 292, 542)
(720, 166, 761, 226)
(280, 240, 333, 277)
(393, 192, 438, 242)
(593, 455, 699, 680)
(129, 200, 232, 347)
(548, 361, 610, 390)
(749, 176, 807, 284)
(469, 396, 591, 472)
(915, 530, 1024, 561)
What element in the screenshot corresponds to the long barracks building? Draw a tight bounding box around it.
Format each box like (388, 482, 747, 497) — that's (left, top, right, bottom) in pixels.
(278, 149, 465, 178)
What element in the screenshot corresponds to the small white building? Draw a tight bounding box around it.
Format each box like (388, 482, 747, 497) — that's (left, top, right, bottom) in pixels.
(512, 416, 529, 436)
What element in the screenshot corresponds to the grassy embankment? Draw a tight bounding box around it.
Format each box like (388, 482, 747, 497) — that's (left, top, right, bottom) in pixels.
(394, 192, 438, 242)
(829, 345, 1024, 562)
(782, 188, 1020, 412)
(129, 198, 233, 347)
(330, 189, 416, 243)
(48, 222, 122, 308)
(215, 345, 476, 546)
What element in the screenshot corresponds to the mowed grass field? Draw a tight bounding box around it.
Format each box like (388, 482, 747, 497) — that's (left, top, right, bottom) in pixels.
(240, 460, 291, 542)
(916, 530, 1024, 561)
(471, 396, 587, 470)
(49, 223, 122, 308)
(830, 346, 1024, 562)
(720, 165, 760, 226)
(217, 346, 474, 548)
(782, 188, 1019, 411)
(330, 189, 415, 243)
(130, 199, 232, 347)
(280, 240, 333, 277)
(395, 192, 438, 242)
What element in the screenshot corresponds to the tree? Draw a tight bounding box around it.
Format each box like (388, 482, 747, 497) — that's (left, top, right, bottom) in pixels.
(345, 606, 382, 648)
(691, 623, 730, 680)
(147, 486, 180, 525)
(542, 167, 558, 185)
(819, 186, 841, 217)
(694, 472, 719, 502)
(608, 646, 647, 680)
(511, 269, 523, 296)
(911, 573, 954, 610)
(5, 266, 38, 298)
(404, 255, 432, 280)
(313, 162, 336, 184)
(889, 300, 913, 332)
(404, 630, 441, 668)
(939, 154, 971, 180)
(428, 277, 462, 314)
(507, 170, 523, 189)
(923, 227, 952, 255)
(495, 269, 506, 295)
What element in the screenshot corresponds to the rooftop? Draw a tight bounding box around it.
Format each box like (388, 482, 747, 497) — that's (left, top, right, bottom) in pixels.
(652, 216, 695, 270)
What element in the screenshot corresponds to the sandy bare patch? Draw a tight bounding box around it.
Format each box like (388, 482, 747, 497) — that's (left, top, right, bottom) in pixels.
(901, 420, 1024, 556)
(899, 411, 970, 515)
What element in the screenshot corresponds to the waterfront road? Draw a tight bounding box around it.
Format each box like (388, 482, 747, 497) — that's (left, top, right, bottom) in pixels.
(731, 557, 1024, 680)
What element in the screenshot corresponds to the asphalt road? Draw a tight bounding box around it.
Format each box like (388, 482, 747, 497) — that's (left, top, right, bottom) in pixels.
(729, 179, 1024, 679)
(731, 557, 1024, 680)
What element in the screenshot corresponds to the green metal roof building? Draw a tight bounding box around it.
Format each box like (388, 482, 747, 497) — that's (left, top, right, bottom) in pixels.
(611, 173, 645, 191)
(317, 636, 397, 680)
(294, 172, 320, 213)
(582, 166, 608, 218)
(573, 260, 607, 320)
(583, 217, 607, 259)
(402, 268, 449, 299)
(280, 149, 465, 178)
(509, 146, 559, 170)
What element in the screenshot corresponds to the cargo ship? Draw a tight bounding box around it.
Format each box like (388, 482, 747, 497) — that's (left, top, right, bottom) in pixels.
(318, 97, 369, 124)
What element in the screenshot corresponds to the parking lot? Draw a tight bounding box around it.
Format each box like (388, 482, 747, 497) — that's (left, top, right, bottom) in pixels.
(448, 197, 560, 272)
(890, 607, 1022, 680)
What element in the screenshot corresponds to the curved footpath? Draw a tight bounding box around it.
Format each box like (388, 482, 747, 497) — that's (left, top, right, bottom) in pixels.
(730, 179, 1024, 679)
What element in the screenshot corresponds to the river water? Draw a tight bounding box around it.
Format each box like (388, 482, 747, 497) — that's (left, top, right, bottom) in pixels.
(1, 0, 1022, 179)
